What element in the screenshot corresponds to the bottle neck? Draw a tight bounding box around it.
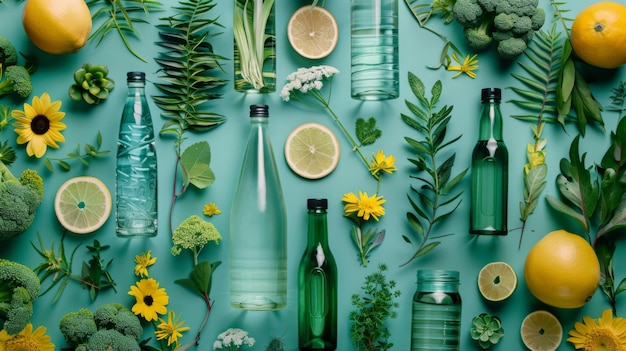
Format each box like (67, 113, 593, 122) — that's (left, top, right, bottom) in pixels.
(127, 81, 146, 95)
(307, 208, 329, 248)
(477, 98, 503, 141)
(416, 270, 459, 293)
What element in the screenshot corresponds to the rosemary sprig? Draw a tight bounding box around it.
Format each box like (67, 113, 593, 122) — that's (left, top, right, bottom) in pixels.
(399, 72, 467, 267)
(87, 0, 162, 62)
(43, 131, 110, 171)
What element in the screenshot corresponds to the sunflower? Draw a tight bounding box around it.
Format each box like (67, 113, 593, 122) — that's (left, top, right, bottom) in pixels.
(0, 324, 55, 351)
(342, 191, 386, 221)
(567, 309, 626, 350)
(128, 278, 169, 322)
(12, 92, 66, 158)
(134, 250, 157, 277)
(155, 310, 190, 347)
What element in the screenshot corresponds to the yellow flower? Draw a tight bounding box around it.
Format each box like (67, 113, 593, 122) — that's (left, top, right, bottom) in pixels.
(12, 92, 66, 158)
(128, 278, 169, 322)
(567, 309, 626, 350)
(155, 310, 190, 347)
(134, 250, 157, 277)
(447, 53, 479, 79)
(369, 150, 397, 177)
(203, 202, 221, 217)
(342, 191, 386, 221)
(0, 324, 55, 351)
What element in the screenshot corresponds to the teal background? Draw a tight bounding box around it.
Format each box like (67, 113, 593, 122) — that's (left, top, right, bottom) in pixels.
(1, 0, 626, 350)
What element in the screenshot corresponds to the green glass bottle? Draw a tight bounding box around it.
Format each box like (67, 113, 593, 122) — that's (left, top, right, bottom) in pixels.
(470, 88, 508, 235)
(298, 198, 337, 350)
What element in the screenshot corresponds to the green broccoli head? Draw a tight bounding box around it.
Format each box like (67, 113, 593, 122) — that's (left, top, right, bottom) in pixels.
(87, 329, 141, 351)
(93, 303, 143, 341)
(0, 160, 44, 240)
(59, 308, 97, 346)
(453, 0, 484, 27)
(493, 13, 532, 35)
(171, 215, 222, 256)
(500, 0, 539, 17)
(497, 37, 528, 60)
(0, 65, 32, 98)
(0, 36, 18, 68)
(0, 259, 40, 335)
(530, 7, 546, 31)
(464, 25, 493, 51)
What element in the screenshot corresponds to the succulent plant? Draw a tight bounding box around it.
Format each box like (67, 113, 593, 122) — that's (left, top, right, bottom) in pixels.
(69, 63, 115, 105)
(470, 313, 504, 349)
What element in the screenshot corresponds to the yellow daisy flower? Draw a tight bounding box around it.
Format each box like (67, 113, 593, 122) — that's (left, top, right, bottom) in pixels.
(128, 278, 169, 322)
(203, 202, 221, 217)
(342, 191, 386, 221)
(134, 250, 157, 277)
(155, 310, 190, 347)
(12, 92, 66, 158)
(567, 309, 626, 350)
(0, 324, 55, 351)
(447, 53, 479, 79)
(369, 150, 397, 177)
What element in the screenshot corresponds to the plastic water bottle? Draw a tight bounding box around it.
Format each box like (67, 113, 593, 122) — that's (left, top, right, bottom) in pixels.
(115, 71, 158, 237)
(230, 104, 287, 310)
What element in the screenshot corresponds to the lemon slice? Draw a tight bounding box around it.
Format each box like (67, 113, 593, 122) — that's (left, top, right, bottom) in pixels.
(285, 122, 340, 179)
(287, 5, 339, 59)
(521, 310, 563, 351)
(477, 261, 517, 302)
(54, 176, 112, 234)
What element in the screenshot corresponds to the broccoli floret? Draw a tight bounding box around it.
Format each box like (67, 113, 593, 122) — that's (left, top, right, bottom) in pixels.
(87, 329, 141, 351)
(0, 145, 44, 240)
(463, 21, 493, 51)
(0, 258, 40, 335)
(59, 308, 97, 347)
(493, 13, 532, 35)
(171, 215, 222, 256)
(93, 303, 142, 341)
(530, 7, 546, 31)
(453, 0, 484, 27)
(497, 37, 528, 60)
(0, 65, 32, 98)
(0, 36, 18, 68)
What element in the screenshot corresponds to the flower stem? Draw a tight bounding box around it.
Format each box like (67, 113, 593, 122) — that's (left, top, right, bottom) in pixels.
(177, 293, 212, 351)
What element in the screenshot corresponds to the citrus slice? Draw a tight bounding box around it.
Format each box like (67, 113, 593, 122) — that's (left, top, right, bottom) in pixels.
(285, 122, 340, 179)
(477, 261, 517, 302)
(54, 176, 112, 234)
(287, 5, 339, 59)
(521, 310, 563, 351)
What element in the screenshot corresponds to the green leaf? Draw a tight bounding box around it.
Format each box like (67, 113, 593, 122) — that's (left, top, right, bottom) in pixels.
(355, 117, 382, 146)
(180, 141, 215, 189)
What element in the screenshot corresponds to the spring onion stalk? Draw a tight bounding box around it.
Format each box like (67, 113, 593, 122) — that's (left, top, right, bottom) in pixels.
(234, 0, 274, 90)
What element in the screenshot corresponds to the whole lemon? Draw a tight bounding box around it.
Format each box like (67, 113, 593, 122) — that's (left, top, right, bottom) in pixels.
(571, 1, 626, 69)
(524, 230, 600, 309)
(22, 0, 92, 54)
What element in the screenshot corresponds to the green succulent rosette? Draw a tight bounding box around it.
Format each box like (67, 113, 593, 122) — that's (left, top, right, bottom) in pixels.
(470, 313, 504, 349)
(69, 63, 115, 105)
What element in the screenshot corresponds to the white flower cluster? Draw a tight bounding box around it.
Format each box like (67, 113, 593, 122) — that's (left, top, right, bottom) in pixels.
(280, 65, 339, 101)
(213, 328, 255, 350)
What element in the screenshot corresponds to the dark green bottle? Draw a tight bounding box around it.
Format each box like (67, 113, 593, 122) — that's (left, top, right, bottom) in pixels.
(470, 88, 508, 235)
(298, 199, 337, 350)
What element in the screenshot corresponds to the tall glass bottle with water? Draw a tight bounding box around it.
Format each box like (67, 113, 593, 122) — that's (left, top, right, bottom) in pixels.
(298, 198, 337, 351)
(470, 88, 508, 235)
(350, 0, 399, 100)
(230, 104, 287, 310)
(411, 270, 462, 351)
(116, 71, 158, 237)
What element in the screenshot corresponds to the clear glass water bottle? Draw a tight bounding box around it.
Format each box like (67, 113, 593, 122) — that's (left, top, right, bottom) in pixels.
(411, 270, 462, 351)
(470, 88, 509, 235)
(298, 199, 337, 351)
(230, 104, 287, 310)
(350, 0, 399, 100)
(233, 0, 276, 93)
(115, 71, 158, 237)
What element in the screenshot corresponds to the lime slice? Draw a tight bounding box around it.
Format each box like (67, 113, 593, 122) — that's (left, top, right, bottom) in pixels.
(287, 6, 339, 59)
(284, 122, 340, 179)
(54, 176, 112, 234)
(477, 261, 518, 301)
(521, 310, 563, 351)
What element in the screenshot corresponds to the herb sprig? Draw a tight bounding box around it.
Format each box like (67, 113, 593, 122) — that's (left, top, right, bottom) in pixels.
(43, 131, 110, 171)
(399, 72, 467, 267)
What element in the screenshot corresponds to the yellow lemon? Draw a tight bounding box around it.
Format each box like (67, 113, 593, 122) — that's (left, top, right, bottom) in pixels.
(22, 0, 92, 54)
(571, 1, 626, 69)
(524, 230, 600, 309)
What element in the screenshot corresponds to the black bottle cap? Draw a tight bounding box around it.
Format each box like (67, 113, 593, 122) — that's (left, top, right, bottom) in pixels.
(307, 198, 328, 210)
(481, 88, 501, 102)
(127, 71, 146, 82)
(250, 104, 269, 118)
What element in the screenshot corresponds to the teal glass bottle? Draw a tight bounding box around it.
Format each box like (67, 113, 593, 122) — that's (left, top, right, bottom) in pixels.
(229, 104, 287, 310)
(411, 270, 462, 351)
(298, 198, 337, 351)
(470, 88, 508, 235)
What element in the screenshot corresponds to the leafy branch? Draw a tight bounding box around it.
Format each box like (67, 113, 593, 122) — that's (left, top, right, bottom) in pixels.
(399, 72, 467, 267)
(43, 131, 110, 171)
(507, 25, 562, 248)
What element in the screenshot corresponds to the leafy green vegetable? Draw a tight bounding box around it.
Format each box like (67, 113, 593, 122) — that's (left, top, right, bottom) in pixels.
(399, 72, 467, 267)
